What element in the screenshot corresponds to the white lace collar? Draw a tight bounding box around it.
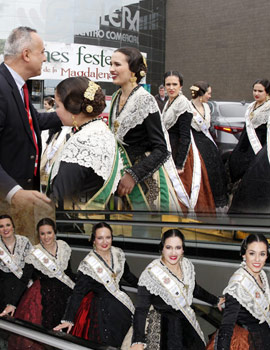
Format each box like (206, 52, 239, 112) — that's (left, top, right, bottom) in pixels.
(162, 93, 193, 131)
(51, 120, 121, 185)
(191, 102, 211, 132)
(110, 86, 160, 143)
(25, 240, 71, 278)
(138, 257, 195, 307)
(223, 267, 270, 325)
(246, 100, 270, 128)
(78, 246, 126, 284)
(0, 235, 32, 273)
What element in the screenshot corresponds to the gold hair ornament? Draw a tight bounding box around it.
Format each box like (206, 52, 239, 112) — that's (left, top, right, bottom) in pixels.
(86, 105, 93, 113)
(190, 85, 200, 92)
(142, 55, 147, 68)
(84, 81, 100, 101)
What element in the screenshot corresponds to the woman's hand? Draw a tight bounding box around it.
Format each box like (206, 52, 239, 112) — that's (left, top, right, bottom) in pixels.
(53, 322, 73, 334)
(131, 344, 144, 350)
(177, 168, 184, 175)
(117, 173, 136, 196)
(0, 305, 16, 317)
(217, 296, 225, 311)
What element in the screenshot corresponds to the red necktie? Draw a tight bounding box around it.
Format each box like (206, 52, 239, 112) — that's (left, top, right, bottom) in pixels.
(23, 83, 39, 176)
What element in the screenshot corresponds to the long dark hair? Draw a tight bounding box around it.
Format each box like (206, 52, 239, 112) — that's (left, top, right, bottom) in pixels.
(90, 222, 113, 245)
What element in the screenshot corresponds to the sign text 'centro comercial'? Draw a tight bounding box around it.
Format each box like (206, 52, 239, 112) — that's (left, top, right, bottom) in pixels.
(78, 6, 139, 44)
(36, 42, 115, 81)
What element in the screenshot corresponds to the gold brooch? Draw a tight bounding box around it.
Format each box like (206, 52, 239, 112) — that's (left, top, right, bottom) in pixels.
(114, 120, 120, 132)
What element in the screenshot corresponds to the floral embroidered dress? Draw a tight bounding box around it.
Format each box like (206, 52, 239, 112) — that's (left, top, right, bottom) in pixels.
(109, 85, 181, 212)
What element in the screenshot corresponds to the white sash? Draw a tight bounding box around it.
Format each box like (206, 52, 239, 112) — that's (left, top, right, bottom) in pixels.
(32, 248, 75, 289)
(224, 268, 270, 326)
(84, 254, 135, 314)
(246, 115, 263, 155)
(163, 128, 201, 210)
(0, 246, 23, 279)
(150, 264, 205, 344)
(192, 113, 217, 146)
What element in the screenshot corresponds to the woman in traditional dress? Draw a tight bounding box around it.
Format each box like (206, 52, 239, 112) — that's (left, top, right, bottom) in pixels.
(162, 71, 216, 214)
(49, 76, 122, 210)
(207, 233, 270, 350)
(54, 222, 138, 349)
(131, 229, 223, 350)
(229, 142, 270, 214)
(6, 218, 75, 350)
(229, 79, 270, 184)
(109, 47, 181, 212)
(0, 214, 32, 317)
(190, 81, 228, 210)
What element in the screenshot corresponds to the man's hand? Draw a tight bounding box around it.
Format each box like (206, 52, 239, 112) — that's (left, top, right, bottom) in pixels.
(11, 190, 51, 208)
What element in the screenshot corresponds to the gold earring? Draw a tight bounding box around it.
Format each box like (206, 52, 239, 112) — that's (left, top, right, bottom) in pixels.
(72, 115, 79, 131)
(140, 70, 146, 77)
(130, 72, 137, 87)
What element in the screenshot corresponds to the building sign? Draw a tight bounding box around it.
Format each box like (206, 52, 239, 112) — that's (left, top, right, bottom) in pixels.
(37, 42, 116, 81)
(76, 5, 140, 45)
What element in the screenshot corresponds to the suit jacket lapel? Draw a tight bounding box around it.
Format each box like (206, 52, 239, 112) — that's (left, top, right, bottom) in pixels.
(0, 63, 37, 147)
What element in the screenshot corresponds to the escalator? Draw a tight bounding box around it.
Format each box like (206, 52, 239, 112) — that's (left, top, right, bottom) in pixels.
(0, 316, 117, 350)
(0, 300, 222, 350)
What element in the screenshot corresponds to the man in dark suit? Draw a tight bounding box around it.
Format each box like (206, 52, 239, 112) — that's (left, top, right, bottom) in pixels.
(0, 26, 61, 209)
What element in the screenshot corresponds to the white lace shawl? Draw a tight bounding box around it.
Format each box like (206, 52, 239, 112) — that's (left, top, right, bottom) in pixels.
(162, 93, 194, 131)
(78, 246, 126, 285)
(191, 102, 211, 132)
(111, 86, 160, 143)
(51, 120, 122, 194)
(138, 257, 196, 308)
(25, 240, 71, 278)
(0, 235, 32, 273)
(246, 100, 270, 128)
(223, 267, 270, 325)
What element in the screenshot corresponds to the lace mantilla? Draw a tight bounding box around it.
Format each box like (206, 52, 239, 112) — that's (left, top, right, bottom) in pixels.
(138, 257, 195, 308)
(78, 246, 126, 284)
(191, 102, 211, 132)
(162, 93, 193, 131)
(0, 235, 32, 273)
(51, 120, 122, 187)
(246, 100, 270, 128)
(25, 240, 71, 278)
(111, 86, 160, 143)
(139, 258, 205, 344)
(223, 267, 270, 325)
